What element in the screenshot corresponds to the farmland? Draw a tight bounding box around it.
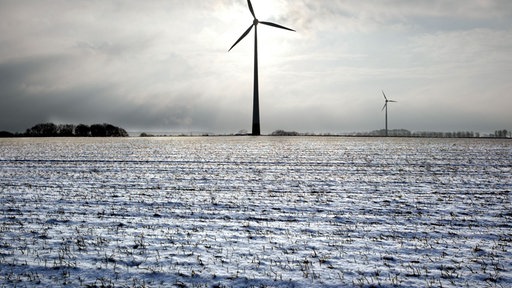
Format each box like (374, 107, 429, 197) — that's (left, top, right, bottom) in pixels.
(1, 137, 511, 287)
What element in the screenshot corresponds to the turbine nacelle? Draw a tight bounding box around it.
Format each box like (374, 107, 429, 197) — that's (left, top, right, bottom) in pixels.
(381, 90, 397, 110)
(228, 0, 295, 135)
(381, 90, 397, 136)
(229, 0, 295, 52)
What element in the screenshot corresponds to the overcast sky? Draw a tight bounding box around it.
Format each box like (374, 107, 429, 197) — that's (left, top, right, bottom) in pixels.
(1, 0, 511, 134)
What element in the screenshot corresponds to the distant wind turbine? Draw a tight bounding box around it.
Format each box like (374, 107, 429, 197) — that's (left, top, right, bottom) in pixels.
(381, 90, 397, 136)
(229, 0, 295, 136)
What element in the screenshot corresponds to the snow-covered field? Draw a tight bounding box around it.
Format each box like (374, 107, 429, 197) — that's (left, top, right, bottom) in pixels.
(0, 136, 510, 287)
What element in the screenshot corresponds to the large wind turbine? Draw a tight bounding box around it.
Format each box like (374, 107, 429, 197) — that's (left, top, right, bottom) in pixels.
(381, 90, 397, 136)
(229, 0, 295, 136)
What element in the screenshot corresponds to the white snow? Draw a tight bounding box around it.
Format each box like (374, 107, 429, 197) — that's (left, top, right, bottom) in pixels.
(0, 136, 511, 287)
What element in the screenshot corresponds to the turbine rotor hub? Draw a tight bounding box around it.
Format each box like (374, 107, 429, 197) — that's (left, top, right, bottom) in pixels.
(253, 18, 259, 25)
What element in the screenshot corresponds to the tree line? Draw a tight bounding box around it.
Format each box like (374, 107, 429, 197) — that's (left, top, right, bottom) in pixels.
(364, 129, 510, 138)
(0, 123, 128, 137)
(268, 129, 511, 138)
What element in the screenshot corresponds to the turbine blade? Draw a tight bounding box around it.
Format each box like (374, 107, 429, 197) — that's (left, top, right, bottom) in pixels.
(388, 100, 397, 103)
(382, 90, 387, 100)
(247, 0, 256, 19)
(381, 103, 387, 111)
(260, 21, 295, 32)
(228, 24, 254, 52)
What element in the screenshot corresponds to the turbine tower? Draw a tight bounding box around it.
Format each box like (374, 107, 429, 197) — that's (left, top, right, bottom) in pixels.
(229, 0, 295, 136)
(381, 90, 397, 136)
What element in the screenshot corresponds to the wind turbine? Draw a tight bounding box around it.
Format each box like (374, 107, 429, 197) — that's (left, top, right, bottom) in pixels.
(229, 0, 295, 136)
(381, 90, 397, 136)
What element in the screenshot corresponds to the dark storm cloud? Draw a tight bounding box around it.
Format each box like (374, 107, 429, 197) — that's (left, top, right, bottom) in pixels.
(0, 0, 511, 134)
(0, 51, 205, 132)
(0, 55, 73, 131)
